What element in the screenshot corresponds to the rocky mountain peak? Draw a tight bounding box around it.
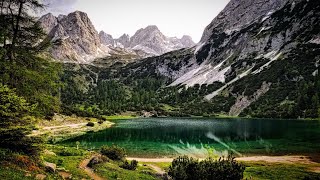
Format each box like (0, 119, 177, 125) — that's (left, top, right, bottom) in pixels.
(128, 25, 195, 55)
(57, 14, 66, 21)
(99, 31, 114, 46)
(40, 11, 195, 62)
(59, 11, 100, 47)
(200, 0, 290, 43)
(180, 35, 195, 47)
(43, 10, 109, 63)
(144, 25, 160, 32)
(117, 33, 130, 48)
(38, 13, 58, 34)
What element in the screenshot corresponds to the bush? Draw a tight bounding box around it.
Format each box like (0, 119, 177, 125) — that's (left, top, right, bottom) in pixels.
(168, 155, 245, 180)
(120, 160, 138, 170)
(86, 122, 95, 127)
(100, 145, 126, 161)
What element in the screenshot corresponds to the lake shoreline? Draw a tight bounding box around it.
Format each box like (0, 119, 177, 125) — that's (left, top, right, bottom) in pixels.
(30, 114, 115, 142)
(127, 155, 320, 164)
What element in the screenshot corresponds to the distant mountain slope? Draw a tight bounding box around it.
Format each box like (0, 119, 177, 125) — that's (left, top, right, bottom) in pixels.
(99, 25, 195, 56)
(115, 0, 320, 117)
(39, 12, 195, 63)
(60, 0, 320, 119)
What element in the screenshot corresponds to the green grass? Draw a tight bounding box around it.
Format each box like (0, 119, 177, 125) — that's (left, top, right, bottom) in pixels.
(95, 160, 159, 180)
(103, 115, 138, 120)
(41, 145, 161, 180)
(160, 103, 178, 112)
(243, 162, 320, 180)
(0, 167, 35, 180)
(3, 144, 320, 180)
(42, 145, 90, 179)
(142, 162, 171, 171)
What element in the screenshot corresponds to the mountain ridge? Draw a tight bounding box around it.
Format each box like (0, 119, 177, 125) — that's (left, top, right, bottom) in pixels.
(39, 11, 195, 63)
(60, 0, 320, 119)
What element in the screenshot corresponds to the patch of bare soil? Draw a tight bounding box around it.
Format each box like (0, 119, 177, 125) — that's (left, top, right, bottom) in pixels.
(236, 156, 317, 164)
(79, 156, 105, 180)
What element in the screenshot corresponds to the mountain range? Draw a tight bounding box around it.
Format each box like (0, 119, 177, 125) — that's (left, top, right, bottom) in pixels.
(39, 11, 195, 63)
(61, 0, 319, 119)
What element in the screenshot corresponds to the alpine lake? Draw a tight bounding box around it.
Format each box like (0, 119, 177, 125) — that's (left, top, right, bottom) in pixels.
(61, 118, 320, 158)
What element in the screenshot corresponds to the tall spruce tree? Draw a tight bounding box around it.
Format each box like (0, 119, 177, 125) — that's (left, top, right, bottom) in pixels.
(0, 0, 62, 117)
(0, 0, 61, 155)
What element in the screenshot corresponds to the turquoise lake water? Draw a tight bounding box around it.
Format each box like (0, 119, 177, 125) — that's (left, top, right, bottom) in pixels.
(62, 118, 320, 157)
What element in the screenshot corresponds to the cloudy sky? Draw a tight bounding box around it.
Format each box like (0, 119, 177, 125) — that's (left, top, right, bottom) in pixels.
(42, 0, 230, 42)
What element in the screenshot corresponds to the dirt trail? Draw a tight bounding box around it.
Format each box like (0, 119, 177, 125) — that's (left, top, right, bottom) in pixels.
(79, 156, 105, 180)
(310, 167, 320, 173)
(128, 157, 173, 162)
(57, 171, 72, 179)
(237, 155, 317, 164)
(128, 155, 318, 164)
(147, 164, 166, 175)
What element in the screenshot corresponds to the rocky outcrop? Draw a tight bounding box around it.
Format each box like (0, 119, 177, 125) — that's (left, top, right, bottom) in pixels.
(116, 34, 131, 48)
(99, 31, 114, 46)
(44, 161, 57, 173)
(229, 82, 272, 116)
(87, 155, 108, 168)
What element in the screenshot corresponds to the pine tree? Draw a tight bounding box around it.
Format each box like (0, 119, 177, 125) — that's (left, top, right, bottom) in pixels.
(0, 0, 61, 155)
(0, 83, 40, 155)
(0, 0, 62, 117)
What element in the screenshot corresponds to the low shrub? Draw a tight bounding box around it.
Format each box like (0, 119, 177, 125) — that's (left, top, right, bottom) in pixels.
(168, 155, 245, 180)
(120, 160, 138, 170)
(100, 145, 126, 161)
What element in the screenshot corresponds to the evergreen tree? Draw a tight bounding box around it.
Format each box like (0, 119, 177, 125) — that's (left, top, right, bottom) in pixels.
(0, 83, 40, 155)
(0, 0, 62, 117)
(0, 0, 61, 156)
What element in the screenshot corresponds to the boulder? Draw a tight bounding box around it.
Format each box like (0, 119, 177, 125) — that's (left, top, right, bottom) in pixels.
(44, 161, 57, 173)
(87, 155, 108, 168)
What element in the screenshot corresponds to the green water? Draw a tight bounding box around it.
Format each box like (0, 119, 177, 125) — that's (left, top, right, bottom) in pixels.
(62, 118, 320, 157)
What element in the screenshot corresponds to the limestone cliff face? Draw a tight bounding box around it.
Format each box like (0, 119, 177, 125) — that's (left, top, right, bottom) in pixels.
(165, 0, 318, 89)
(38, 13, 58, 34)
(199, 0, 290, 44)
(42, 11, 109, 63)
(99, 31, 114, 46)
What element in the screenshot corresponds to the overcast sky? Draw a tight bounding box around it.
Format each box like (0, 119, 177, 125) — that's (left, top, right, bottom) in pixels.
(42, 0, 230, 42)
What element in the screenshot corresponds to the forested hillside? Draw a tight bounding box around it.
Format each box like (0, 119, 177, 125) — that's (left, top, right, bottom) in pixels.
(61, 0, 320, 119)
